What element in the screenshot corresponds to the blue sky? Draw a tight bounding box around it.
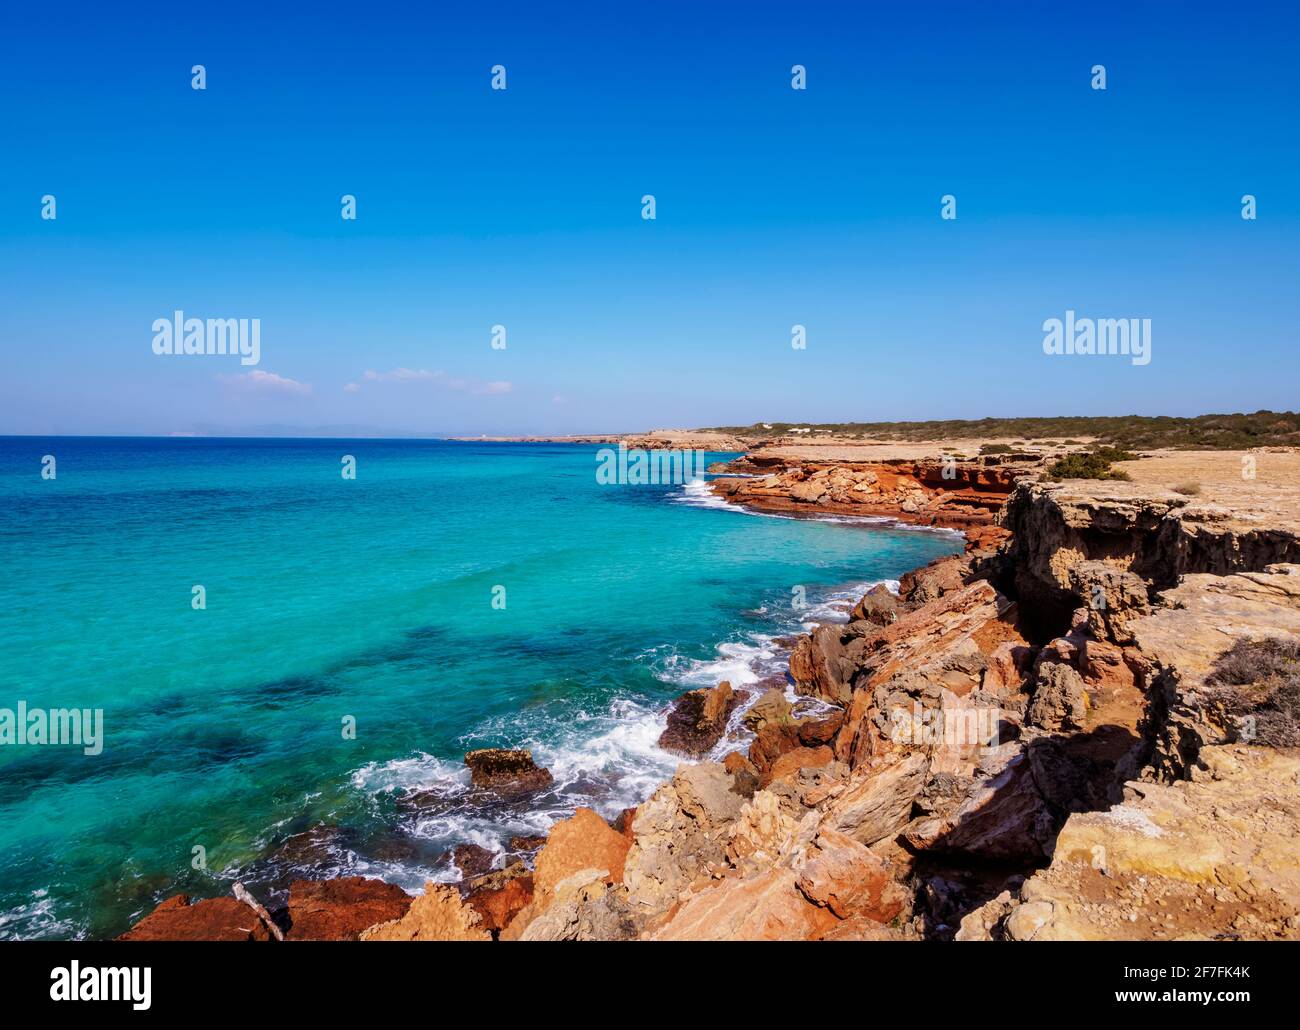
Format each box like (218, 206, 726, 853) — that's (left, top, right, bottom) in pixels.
(1, 0, 1297, 436)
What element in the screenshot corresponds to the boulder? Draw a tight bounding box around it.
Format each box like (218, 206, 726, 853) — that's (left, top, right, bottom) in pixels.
(898, 555, 970, 605)
(284, 877, 412, 941)
(850, 584, 900, 625)
(118, 895, 274, 942)
(723, 751, 761, 797)
(658, 681, 741, 757)
(451, 842, 496, 879)
(761, 744, 833, 788)
(789, 625, 858, 705)
(982, 641, 1036, 698)
(534, 808, 632, 901)
(824, 753, 928, 846)
(789, 480, 828, 503)
(463, 748, 554, 795)
(903, 747, 1059, 862)
(748, 720, 803, 774)
(1066, 560, 1150, 644)
(675, 761, 748, 827)
(741, 688, 793, 731)
(623, 764, 744, 916)
(510, 875, 639, 941)
(797, 710, 845, 746)
(795, 828, 907, 923)
(1027, 662, 1088, 731)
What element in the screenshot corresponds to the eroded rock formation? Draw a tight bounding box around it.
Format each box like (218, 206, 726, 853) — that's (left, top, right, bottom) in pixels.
(120, 449, 1300, 943)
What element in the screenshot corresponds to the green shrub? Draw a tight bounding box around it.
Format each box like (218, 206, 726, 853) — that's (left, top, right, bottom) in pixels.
(1046, 451, 1132, 481)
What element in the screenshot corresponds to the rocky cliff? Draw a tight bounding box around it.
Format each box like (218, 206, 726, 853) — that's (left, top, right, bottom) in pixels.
(122, 452, 1300, 942)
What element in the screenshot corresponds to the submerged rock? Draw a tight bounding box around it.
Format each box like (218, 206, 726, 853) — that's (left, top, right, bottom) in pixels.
(451, 843, 497, 879)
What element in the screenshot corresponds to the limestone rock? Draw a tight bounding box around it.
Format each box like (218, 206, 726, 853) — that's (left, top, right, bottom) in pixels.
(824, 753, 928, 846)
(360, 882, 490, 941)
(975, 745, 1300, 941)
(533, 807, 631, 900)
(742, 688, 793, 731)
(622, 763, 745, 916)
(1026, 661, 1088, 731)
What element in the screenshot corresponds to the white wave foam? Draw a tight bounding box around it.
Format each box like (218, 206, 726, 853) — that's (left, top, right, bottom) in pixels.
(658, 635, 781, 689)
(671, 479, 966, 539)
(0, 891, 84, 942)
(350, 752, 470, 796)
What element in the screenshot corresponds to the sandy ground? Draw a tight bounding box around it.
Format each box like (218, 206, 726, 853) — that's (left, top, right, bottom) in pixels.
(1117, 448, 1300, 533)
(732, 438, 1300, 536)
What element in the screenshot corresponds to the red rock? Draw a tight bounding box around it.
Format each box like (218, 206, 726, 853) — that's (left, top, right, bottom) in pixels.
(118, 894, 274, 942)
(534, 807, 631, 899)
(285, 877, 412, 941)
(983, 640, 1036, 697)
(1079, 638, 1137, 693)
(761, 744, 834, 787)
(851, 584, 900, 625)
(797, 711, 845, 746)
(465, 875, 534, 933)
(796, 828, 907, 923)
(610, 807, 639, 842)
(748, 720, 803, 774)
(724, 751, 761, 796)
(649, 867, 841, 941)
(899, 555, 970, 604)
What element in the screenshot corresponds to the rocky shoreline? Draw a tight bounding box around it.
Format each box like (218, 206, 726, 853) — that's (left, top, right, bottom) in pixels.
(121, 444, 1300, 941)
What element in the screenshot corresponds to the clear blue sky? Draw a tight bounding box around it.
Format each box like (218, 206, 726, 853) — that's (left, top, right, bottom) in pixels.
(2, 0, 1296, 436)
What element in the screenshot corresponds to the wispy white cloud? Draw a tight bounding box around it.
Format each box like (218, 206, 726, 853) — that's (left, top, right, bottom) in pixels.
(344, 368, 513, 396)
(218, 370, 312, 395)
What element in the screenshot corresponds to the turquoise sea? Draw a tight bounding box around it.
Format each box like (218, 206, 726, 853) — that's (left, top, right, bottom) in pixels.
(0, 437, 959, 939)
